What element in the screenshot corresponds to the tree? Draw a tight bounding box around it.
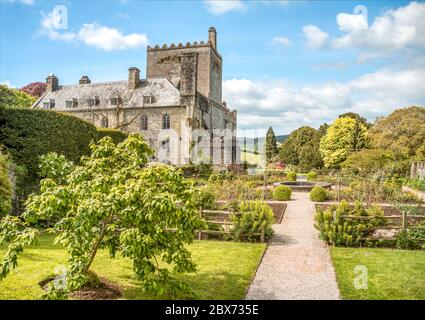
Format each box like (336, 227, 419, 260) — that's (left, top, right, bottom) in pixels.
(0, 135, 205, 297)
(279, 126, 323, 171)
(265, 127, 278, 163)
(20, 82, 47, 98)
(368, 106, 425, 158)
(338, 112, 370, 128)
(83, 88, 143, 130)
(319, 117, 368, 168)
(341, 149, 390, 177)
(0, 85, 35, 108)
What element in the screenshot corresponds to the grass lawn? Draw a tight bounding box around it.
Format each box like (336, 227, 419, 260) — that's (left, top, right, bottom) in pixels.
(0, 233, 266, 300)
(330, 247, 425, 300)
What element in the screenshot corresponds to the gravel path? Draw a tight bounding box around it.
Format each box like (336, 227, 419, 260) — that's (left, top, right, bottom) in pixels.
(246, 192, 340, 300)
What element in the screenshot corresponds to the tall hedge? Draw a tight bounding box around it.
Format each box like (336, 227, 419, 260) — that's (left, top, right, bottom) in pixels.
(97, 128, 128, 145)
(0, 106, 98, 198)
(0, 149, 12, 216)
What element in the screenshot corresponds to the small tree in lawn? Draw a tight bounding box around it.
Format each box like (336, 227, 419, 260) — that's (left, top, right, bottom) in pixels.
(0, 135, 205, 298)
(265, 127, 278, 163)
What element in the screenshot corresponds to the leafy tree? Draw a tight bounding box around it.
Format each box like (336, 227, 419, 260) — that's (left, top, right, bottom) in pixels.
(0, 85, 35, 108)
(0, 149, 12, 216)
(368, 106, 425, 158)
(1, 135, 205, 297)
(279, 126, 323, 171)
(338, 112, 370, 128)
(20, 82, 47, 98)
(265, 127, 278, 163)
(319, 117, 368, 168)
(341, 149, 390, 177)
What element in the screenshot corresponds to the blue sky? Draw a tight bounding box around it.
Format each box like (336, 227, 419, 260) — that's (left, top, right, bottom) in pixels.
(1, 0, 424, 136)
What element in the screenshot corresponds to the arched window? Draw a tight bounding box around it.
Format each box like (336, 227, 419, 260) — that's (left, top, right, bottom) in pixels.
(162, 114, 170, 129)
(140, 116, 148, 131)
(101, 117, 108, 128)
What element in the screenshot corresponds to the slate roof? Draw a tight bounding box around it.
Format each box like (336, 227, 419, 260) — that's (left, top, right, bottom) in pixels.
(33, 78, 181, 110)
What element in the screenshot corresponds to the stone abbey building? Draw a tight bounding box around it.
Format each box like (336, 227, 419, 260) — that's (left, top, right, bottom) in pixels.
(33, 27, 238, 165)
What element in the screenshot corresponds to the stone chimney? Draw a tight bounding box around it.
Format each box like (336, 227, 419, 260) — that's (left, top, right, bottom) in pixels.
(79, 75, 91, 85)
(128, 67, 140, 90)
(208, 27, 217, 50)
(46, 74, 59, 92)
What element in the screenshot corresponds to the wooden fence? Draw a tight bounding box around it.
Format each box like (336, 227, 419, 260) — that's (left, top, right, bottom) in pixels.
(340, 211, 425, 242)
(197, 209, 266, 242)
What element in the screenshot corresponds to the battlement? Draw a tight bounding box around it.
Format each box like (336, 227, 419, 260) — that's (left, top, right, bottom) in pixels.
(147, 40, 210, 51)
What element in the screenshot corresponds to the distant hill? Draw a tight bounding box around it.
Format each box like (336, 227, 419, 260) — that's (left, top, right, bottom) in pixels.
(238, 134, 289, 152)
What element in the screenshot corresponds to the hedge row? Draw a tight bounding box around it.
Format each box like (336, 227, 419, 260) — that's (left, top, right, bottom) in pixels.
(0, 107, 98, 197)
(97, 128, 129, 145)
(0, 149, 12, 216)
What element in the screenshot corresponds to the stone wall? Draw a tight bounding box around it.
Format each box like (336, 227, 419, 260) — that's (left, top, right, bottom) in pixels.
(146, 43, 222, 104)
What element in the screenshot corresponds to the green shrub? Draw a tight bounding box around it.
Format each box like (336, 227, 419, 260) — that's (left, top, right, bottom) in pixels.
(0, 150, 12, 216)
(195, 185, 216, 210)
(0, 106, 98, 199)
(286, 171, 297, 181)
(307, 171, 317, 181)
(314, 201, 387, 247)
(273, 185, 292, 201)
(0, 85, 35, 109)
(96, 128, 128, 145)
(310, 186, 328, 202)
(230, 201, 275, 242)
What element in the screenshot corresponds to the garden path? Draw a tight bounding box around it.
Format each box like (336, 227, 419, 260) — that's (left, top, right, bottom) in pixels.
(246, 191, 340, 300)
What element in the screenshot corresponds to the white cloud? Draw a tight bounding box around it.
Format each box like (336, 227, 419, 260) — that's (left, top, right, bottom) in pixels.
(302, 25, 329, 49)
(331, 2, 425, 60)
(39, 9, 147, 51)
(204, 0, 245, 15)
(6, 0, 34, 5)
(0, 80, 14, 88)
(224, 67, 425, 135)
(78, 23, 148, 51)
(273, 36, 291, 47)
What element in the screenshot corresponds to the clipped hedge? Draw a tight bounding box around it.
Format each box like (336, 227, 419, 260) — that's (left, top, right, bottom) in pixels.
(273, 185, 292, 201)
(0, 149, 12, 216)
(307, 171, 317, 181)
(97, 128, 129, 145)
(286, 171, 297, 182)
(310, 186, 328, 202)
(0, 107, 98, 198)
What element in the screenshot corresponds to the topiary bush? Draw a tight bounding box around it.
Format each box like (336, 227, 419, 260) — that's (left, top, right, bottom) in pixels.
(286, 171, 297, 181)
(310, 186, 328, 202)
(0, 106, 98, 200)
(307, 171, 317, 181)
(97, 128, 128, 145)
(273, 185, 292, 201)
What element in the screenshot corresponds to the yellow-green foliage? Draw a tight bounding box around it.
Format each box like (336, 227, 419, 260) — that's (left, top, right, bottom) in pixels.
(0, 150, 12, 216)
(309, 186, 328, 202)
(307, 171, 317, 181)
(230, 201, 275, 241)
(286, 171, 297, 181)
(0, 85, 35, 109)
(320, 117, 368, 168)
(314, 201, 385, 246)
(273, 185, 292, 201)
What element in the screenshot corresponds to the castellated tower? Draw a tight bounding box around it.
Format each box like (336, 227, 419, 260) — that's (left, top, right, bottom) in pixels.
(146, 27, 222, 104)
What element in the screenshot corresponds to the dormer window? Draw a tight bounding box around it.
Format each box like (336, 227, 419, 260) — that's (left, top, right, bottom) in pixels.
(87, 96, 100, 107)
(143, 95, 155, 104)
(66, 98, 78, 109)
(43, 99, 55, 109)
(110, 97, 122, 105)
